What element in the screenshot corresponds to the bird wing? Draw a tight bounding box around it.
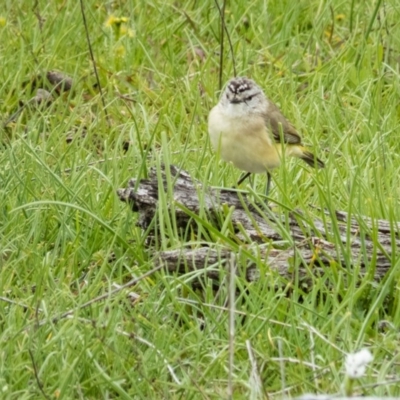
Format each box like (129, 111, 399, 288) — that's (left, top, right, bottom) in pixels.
(264, 101, 302, 145)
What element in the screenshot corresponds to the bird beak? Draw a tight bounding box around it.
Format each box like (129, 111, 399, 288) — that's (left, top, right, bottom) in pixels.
(230, 95, 241, 104)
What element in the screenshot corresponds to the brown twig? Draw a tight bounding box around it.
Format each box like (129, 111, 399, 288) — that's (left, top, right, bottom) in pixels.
(29, 349, 51, 400)
(79, 0, 111, 127)
(32, 0, 46, 54)
(0, 296, 31, 311)
(213, 0, 237, 90)
(45, 264, 164, 325)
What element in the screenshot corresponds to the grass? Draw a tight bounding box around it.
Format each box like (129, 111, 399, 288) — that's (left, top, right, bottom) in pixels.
(1, 0, 400, 398)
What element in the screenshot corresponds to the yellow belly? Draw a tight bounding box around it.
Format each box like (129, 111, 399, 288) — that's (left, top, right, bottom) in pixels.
(208, 107, 281, 173)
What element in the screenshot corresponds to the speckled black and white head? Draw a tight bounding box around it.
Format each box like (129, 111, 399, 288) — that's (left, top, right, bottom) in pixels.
(219, 77, 268, 116)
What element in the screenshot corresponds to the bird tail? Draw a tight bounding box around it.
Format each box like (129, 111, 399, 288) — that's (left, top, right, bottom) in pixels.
(289, 146, 324, 168)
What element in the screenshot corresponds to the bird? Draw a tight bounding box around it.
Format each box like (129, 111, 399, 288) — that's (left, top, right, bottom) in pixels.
(208, 77, 324, 196)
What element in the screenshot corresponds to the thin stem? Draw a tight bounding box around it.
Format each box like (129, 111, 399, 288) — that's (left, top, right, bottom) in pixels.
(213, 0, 237, 90)
(79, 0, 111, 127)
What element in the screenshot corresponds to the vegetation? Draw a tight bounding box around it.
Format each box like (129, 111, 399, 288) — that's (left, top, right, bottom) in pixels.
(1, 0, 400, 398)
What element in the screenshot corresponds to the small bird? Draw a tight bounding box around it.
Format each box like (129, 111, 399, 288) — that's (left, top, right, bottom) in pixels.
(208, 77, 324, 196)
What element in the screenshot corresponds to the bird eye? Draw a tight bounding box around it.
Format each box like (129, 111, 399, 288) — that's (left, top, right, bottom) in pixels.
(244, 95, 253, 101)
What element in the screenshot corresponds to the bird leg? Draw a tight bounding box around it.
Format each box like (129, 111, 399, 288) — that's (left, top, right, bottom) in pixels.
(236, 171, 271, 199)
(236, 172, 252, 186)
(266, 172, 272, 197)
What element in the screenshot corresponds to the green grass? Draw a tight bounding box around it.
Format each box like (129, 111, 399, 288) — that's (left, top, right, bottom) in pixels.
(1, 0, 400, 398)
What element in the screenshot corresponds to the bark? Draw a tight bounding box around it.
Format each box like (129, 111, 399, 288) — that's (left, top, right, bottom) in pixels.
(117, 165, 397, 282)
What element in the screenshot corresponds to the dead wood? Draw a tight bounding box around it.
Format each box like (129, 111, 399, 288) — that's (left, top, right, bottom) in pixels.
(117, 165, 398, 282)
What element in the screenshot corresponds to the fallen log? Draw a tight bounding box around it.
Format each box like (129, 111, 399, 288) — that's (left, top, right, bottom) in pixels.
(117, 165, 398, 282)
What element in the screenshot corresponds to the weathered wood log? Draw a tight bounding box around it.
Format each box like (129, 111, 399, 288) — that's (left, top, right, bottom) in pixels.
(117, 165, 398, 282)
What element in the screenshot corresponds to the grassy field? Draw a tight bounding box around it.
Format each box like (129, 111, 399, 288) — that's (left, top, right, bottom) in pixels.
(1, 0, 400, 398)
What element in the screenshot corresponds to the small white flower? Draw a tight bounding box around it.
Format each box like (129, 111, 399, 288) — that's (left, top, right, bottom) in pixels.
(345, 348, 373, 379)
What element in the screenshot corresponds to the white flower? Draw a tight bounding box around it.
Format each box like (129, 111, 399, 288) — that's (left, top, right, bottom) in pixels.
(345, 348, 373, 379)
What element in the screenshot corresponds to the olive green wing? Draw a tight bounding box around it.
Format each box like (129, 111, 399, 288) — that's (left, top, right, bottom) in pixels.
(264, 101, 302, 145)
(264, 101, 325, 169)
